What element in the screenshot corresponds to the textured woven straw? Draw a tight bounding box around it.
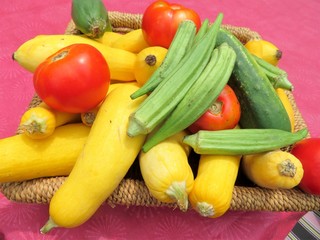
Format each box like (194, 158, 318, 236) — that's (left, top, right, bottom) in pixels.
(1, 11, 319, 211)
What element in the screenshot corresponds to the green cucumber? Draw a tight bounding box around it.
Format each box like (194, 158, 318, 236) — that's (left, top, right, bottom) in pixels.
(183, 128, 308, 155)
(216, 29, 292, 132)
(71, 0, 112, 38)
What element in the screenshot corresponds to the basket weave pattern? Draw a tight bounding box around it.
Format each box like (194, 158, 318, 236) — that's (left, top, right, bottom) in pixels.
(1, 12, 319, 211)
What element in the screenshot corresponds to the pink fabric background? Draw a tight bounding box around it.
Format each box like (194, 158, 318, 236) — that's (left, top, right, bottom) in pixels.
(0, 0, 319, 239)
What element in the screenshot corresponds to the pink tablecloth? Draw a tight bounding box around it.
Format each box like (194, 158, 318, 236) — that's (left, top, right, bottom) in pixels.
(0, 0, 319, 239)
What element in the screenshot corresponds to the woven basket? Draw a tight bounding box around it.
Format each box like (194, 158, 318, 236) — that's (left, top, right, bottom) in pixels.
(1, 11, 319, 211)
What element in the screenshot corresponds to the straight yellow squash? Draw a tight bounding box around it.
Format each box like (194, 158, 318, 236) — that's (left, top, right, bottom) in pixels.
(13, 34, 137, 81)
(189, 154, 241, 218)
(139, 131, 194, 211)
(41, 84, 147, 233)
(0, 123, 90, 182)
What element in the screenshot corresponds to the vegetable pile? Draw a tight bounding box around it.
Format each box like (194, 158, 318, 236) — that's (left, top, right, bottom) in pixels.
(1, 0, 318, 233)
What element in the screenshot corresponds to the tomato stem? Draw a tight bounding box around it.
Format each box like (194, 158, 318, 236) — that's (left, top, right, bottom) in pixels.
(209, 100, 223, 115)
(52, 50, 69, 62)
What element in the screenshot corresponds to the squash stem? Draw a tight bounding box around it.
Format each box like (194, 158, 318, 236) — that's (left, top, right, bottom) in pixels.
(196, 202, 215, 217)
(165, 181, 188, 212)
(40, 217, 58, 234)
(18, 118, 47, 135)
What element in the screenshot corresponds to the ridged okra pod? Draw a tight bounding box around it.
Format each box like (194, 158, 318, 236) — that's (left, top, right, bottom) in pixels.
(183, 128, 308, 155)
(130, 20, 197, 99)
(193, 18, 210, 44)
(127, 13, 224, 137)
(253, 55, 293, 90)
(142, 43, 236, 152)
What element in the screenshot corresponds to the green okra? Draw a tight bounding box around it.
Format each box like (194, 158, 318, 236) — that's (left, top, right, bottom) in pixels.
(130, 20, 197, 99)
(253, 55, 293, 91)
(183, 128, 308, 155)
(127, 13, 224, 137)
(142, 43, 236, 152)
(193, 18, 210, 44)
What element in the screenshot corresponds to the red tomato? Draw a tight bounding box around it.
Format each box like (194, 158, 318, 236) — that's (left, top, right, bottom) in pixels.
(142, 0, 201, 48)
(188, 85, 241, 133)
(291, 138, 320, 195)
(33, 44, 110, 113)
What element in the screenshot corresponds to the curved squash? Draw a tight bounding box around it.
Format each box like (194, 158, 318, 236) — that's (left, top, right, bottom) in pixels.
(41, 84, 147, 233)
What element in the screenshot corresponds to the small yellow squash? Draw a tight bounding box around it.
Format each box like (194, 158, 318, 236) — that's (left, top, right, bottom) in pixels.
(139, 130, 194, 211)
(242, 150, 304, 189)
(41, 84, 147, 233)
(244, 39, 282, 66)
(134, 46, 168, 86)
(19, 102, 80, 139)
(0, 123, 90, 182)
(189, 154, 241, 218)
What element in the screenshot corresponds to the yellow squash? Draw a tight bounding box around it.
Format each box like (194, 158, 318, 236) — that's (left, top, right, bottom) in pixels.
(111, 29, 150, 53)
(80, 82, 136, 126)
(139, 130, 194, 211)
(19, 102, 80, 139)
(189, 154, 241, 218)
(134, 46, 168, 86)
(244, 39, 282, 66)
(41, 84, 147, 233)
(13, 34, 137, 81)
(0, 123, 90, 182)
(242, 150, 304, 189)
(96, 31, 122, 46)
(276, 88, 295, 132)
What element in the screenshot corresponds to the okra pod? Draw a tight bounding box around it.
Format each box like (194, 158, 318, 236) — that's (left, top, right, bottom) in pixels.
(142, 43, 236, 152)
(193, 18, 210, 44)
(183, 128, 308, 155)
(130, 20, 197, 99)
(253, 55, 293, 91)
(127, 13, 224, 137)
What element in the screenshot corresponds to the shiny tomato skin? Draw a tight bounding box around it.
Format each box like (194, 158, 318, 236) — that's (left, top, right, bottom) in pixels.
(188, 85, 241, 133)
(142, 0, 201, 48)
(291, 138, 320, 195)
(33, 44, 110, 113)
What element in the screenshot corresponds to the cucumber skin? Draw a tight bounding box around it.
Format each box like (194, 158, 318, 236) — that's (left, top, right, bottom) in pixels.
(72, 0, 112, 38)
(216, 29, 291, 132)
